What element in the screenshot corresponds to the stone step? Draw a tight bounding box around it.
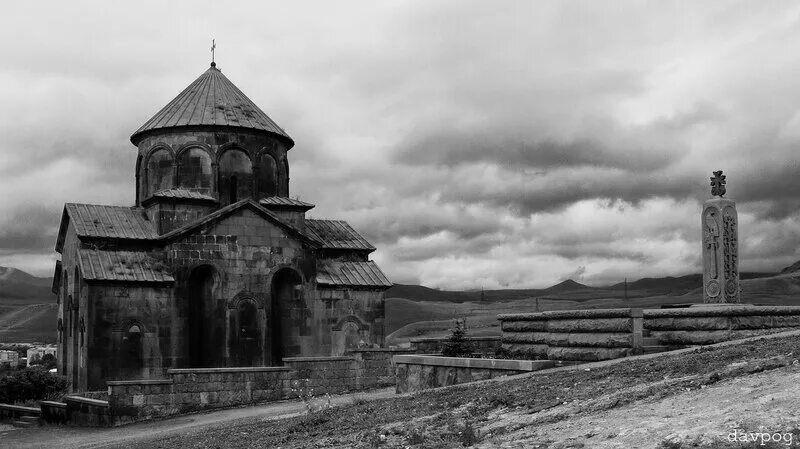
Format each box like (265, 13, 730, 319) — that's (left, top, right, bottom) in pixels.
(642, 345, 672, 354)
(18, 415, 40, 424)
(12, 420, 36, 428)
(641, 337, 661, 346)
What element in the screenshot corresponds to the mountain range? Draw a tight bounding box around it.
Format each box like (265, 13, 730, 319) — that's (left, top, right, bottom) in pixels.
(0, 266, 53, 303)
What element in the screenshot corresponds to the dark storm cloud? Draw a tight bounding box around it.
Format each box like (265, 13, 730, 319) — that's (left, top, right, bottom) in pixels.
(0, 206, 60, 251)
(394, 134, 675, 171)
(2, 1, 800, 289)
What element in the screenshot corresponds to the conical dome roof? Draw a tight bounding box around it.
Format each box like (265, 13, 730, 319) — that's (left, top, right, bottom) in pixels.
(131, 63, 293, 147)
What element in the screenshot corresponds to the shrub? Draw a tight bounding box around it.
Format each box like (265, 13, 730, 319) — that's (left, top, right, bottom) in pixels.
(0, 366, 68, 404)
(30, 353, 57, 370)
(442, 319, 474, 358)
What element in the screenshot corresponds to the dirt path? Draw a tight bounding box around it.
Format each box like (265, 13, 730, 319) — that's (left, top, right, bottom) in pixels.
(477, 363, 800, 448)
(0, 387, 396, 449)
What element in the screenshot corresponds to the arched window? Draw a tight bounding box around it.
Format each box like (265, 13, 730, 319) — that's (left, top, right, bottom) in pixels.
(219, 149, 253, 205)
(178, 148, 212, 192)
(62, 271, 68, 308)
(281, 157, 289, 196)
(79, 318, 85, 347)
(257, 153, 278, 197)
(146, 149, 174, 195)
(67, 295, 73, 337)
(343, 321, 362, 351)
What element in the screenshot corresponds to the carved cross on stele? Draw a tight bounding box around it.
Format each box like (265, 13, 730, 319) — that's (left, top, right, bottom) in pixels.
(710, 170, 726, 197)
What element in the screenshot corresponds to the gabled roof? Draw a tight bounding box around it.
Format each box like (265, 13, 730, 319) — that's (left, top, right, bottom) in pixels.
(78, 249, 174, 283)
(259, 196, 315, 211)
(130, 64, 293, 147)
(305, 219, 375, 252)
(316, 260, 391, 288)
(160, 199, 319, 247)
(56, 204, 158, 253)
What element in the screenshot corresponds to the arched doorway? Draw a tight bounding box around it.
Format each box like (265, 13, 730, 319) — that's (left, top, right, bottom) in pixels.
(234, 300, 260, 365)
(187, 265, 217, 367)
(270, 268, 303, 365)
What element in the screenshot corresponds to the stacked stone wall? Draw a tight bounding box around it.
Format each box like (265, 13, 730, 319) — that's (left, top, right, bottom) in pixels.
(394, 355, 554, 393)
(499, 308, 642, 361)
(643, 305, 800, 345)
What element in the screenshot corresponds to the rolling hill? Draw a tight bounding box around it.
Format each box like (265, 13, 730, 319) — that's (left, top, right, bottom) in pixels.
(3, 261, 800, 345)
(0, 266, 57, 343)
(385, 263, 800, 345)
(0, 266, 54, 303)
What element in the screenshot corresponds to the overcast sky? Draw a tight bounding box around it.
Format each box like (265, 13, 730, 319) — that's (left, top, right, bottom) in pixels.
(1, 1, 800, 289)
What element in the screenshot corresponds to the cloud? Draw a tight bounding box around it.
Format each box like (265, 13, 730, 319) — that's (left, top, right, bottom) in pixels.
(2, 1, 800, 290)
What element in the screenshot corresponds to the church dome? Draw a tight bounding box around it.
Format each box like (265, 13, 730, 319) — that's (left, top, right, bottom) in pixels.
(130, 63, 293, 147)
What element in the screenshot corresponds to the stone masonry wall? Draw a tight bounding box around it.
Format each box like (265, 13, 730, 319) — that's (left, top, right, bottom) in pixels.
(643, 305, 800, 345)
(107, 351, 407, 425)
(394, 355, 555, 394)
(498, 308, 643, 362)
(166, 207, 314, 367)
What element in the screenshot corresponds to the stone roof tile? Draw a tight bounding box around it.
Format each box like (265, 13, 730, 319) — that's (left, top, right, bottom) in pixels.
(316, 260, 391, 288)
(131, 64, 293, 146)
(305, 219, 375, 251)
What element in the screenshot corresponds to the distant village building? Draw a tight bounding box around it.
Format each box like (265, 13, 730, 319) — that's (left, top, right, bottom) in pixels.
(0, 350, 19, 369)
(53, 62, 391, 391)
(26, 346, 57, 364)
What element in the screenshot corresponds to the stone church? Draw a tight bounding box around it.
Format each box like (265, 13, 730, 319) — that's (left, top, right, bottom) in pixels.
(52, 62, 391, 391)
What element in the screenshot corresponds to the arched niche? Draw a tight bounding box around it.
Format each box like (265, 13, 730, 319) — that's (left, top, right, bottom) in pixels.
(219, 149, 253, 205)
(186, 264, 219, 367)
(256, 152, 278, 198)
(119, 321, 144, 372)
(269, 267, 304, 364)
(146, 148, 175, 195)
(178, 147, 213, 193)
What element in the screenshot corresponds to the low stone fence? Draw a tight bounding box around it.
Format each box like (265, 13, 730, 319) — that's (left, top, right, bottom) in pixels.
(63, 396, 112, 427)
(106, 349, 411, 425)
(498, 308, 643, 361)
(643, 305, 800, 345)
(108, 368, 287, 424)
(409, 336, 501, 357)
(40, 400, 68, 424)
(394, 355, 555, 393)
(0, 404, 40, 421)
(0, 349, 411, 427)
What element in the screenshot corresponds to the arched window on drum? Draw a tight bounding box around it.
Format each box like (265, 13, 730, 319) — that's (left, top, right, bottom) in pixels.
(178, 148, 212, 193)
(146, 149, 174, 195)
(256, 153, 278, 198)
(219, 149, 253, 205)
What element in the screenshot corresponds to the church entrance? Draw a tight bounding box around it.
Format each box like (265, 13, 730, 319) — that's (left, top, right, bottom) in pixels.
(270, 268, 303, 365)
(233, 300, 260, 365)
(187, 265, 217, 367)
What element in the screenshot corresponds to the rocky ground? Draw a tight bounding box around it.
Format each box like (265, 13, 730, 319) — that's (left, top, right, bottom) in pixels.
(4, 332, 800, 448)
(121, 333, 800, 448)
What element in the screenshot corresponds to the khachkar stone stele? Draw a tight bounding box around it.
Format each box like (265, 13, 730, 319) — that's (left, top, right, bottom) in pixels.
(702, 170, 740, 303)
